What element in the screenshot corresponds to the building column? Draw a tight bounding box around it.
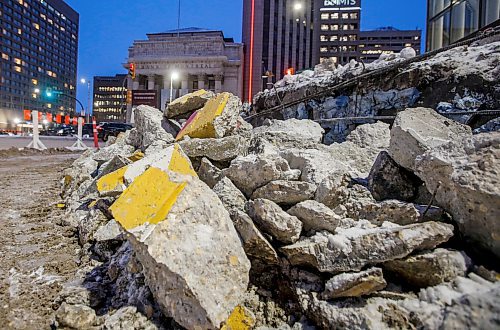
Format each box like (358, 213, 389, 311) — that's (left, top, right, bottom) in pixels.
(197, 74, 206, 90)
(181, 78, 189, 96)
(147, 75, 156, 90)
(214, 74, 223, 93)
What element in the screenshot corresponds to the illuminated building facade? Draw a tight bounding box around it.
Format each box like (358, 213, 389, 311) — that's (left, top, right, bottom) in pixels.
(0, 0, 79, 129)
(359, 27, 421, 62)
(242, 0, 316, 103)
(93, 74, 127, 123)
(316, 0, 361, 65)
(427, 0, 500, 51)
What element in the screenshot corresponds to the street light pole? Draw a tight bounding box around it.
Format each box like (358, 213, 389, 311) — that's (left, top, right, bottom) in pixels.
(170, 71, 179, 104)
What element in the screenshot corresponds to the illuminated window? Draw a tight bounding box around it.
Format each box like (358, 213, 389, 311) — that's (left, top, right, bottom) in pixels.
(47, 104, 52, 109)
(350, 13, 358, 19)
(32, 79, 38, 85)
(321, 24, 329, 31)
(331, 24, 338, 30)
(1, 53, 9, 60)
(17, 28, 22, 35)
(14, 58, 21, 65)
(342, 13, 349, 19)
(33, 23, 40, 30)
(321, 13, 329, 20)
(320, 47, 328, 53)
(331, 13, 339, 19)
(14, 66, 21, 72)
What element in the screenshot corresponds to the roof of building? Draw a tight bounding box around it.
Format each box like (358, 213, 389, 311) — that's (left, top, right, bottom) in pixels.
(160, 27, 219, 34)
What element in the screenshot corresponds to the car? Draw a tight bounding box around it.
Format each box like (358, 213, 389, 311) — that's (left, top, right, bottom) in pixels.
(82, 123, 94, 137)
(55, 125, 76, 136)
(96, 122, 133, 142)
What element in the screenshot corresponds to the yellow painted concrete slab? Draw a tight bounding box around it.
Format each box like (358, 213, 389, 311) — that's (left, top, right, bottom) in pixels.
(176, 92, 230, 141)
(110, 167, 187, 231)
(169, 144, 198, 177)
(128, 151, 145, 162)
(221, 305, 256, 330)
(96, 166, 129, 194)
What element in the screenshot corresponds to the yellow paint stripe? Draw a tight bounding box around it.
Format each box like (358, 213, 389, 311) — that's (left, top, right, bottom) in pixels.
(96, 165, 129, 194)
(110, 167, 187, 231)
(168, 144, 198, 177)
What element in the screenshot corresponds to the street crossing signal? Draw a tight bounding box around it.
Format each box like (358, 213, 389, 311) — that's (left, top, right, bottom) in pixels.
(128, 63, 136, 79)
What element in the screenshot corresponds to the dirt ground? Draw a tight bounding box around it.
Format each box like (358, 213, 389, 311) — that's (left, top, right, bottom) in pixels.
(0, 153, 81, 329)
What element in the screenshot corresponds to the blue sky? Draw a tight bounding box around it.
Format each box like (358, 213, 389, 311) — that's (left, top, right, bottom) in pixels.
(65, 0, 427, 103)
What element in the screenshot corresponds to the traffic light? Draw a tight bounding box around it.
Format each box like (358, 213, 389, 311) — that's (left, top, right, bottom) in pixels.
(126, 90, 132, 104)
(46, 88, 53, 98)
(128, 63, 136, 79)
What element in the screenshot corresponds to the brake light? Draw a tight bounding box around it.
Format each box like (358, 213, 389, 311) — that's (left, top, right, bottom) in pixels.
(96, 126, 103, 131)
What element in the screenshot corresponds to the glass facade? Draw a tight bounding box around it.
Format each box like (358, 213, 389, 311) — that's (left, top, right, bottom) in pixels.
(0, 0, 79, 128)
(427, 0, 499, 51)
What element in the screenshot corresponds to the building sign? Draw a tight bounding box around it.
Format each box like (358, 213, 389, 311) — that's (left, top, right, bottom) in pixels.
(323, 0, 359, 7)
(132, 90, 158, 107)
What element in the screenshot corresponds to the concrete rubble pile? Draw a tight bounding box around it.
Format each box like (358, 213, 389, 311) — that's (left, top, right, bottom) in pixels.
(251, 38, 500, 143)
(57, 89, 498, 327)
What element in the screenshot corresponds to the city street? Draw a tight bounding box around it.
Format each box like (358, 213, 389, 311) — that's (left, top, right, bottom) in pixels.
(0, 136, 102, 150)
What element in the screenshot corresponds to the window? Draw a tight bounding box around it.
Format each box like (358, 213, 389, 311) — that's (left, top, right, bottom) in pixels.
(483, 0, 500, 25)
(321, 24, 329, 31)
(1, 53, 9, 60)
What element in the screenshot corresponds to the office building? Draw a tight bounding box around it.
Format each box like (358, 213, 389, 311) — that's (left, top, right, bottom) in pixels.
(427, 0, 500, 51)
(0, 0, 79, 129)
(316, 0, 361, 65)
(359, 27, 421, 62)
(93, 74, 127, 123)
(243, 0, 422, 102)
(126, 27, 243, 121)
(242, 0, 316, 103)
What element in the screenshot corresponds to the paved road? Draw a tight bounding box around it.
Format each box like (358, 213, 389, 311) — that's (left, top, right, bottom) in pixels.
(0, 136, 102, 150)
(0, 154, 81, 329)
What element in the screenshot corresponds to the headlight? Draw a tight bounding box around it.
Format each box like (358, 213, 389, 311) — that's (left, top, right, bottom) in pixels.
(57, 129, 64, 134)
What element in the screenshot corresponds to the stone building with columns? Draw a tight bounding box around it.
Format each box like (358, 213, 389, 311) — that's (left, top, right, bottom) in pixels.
(125, 28, 243, 121)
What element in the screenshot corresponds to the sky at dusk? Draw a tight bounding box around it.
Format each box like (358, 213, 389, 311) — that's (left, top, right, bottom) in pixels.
(65, 0, 427, 104)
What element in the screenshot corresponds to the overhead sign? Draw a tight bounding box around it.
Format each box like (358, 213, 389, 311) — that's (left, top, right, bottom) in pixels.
(132, 90, 158, 107)
(323, 0, 359, 7)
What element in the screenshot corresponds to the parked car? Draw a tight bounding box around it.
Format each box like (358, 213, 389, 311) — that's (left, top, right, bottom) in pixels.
(56, 125, 76, 136)
(82, 123, 94, 137)
(97, 122, 133, 142)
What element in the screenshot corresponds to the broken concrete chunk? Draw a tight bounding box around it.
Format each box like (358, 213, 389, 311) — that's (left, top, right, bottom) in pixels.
(96, 155, 132, 180)
(252, 180, 317, 205)
(123, 144, 196, 186)
(224, 154, 295, 197)
(367, 151, 420, 201)
(197, 157, 223, 188)
(384, 249, 471, 288)
(221, 305, 256, 330)
(117, 172, 250, 329)
(55, 303, 97, 329)
(176, 92, 241, 140)
(345, 122, 391, 150)
(322, 267, 387, 299)
(213, 177, 247, 212)
(93, 219, 123, 242)
(92, 143, 136, 165)
(388, 107, 472, 171)
(281, 221, 454, 273)
(314, 172, 351, 209)
(132, 105, 175, 149)
(252, 119, 325, 149)
(247, 199, 303, 244)
(355, 199, 422, 226)
(96, 165, 129, 197)
(230, 210, 279, 264)
(287, 200, 340, 233)
(166, 89, 214, 118)
(416, 132, 500, 259)
(179, 135, 248, 162)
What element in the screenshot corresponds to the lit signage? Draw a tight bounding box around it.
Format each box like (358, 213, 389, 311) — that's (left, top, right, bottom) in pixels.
(323, 0, 359, 7)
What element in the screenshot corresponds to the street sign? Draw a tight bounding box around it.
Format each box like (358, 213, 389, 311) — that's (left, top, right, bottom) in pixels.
(132, 90, 159, 107)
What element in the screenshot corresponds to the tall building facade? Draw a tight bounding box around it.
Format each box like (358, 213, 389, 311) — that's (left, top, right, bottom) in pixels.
(242, 0, 316, 103)
(243, 0, 421, 102)
(126, 28, 243, 120)
(93, 74, 127, 123)
(359, 28, 421, 62)
(0, 0, 79, 129)
(427, 0, 500, 51)
(316, 0, 361, 65)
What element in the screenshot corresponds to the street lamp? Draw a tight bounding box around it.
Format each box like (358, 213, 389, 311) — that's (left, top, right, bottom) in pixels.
(80, 78, 91, 119)
(170, 71, 180, 103)
(293, 2, 303, 11)
(34, 88, 40, 94)
(14, 118, 20, 124)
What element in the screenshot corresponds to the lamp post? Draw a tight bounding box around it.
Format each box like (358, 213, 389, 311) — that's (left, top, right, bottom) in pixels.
(170, 71, 179, 103)
(80, 78, 91, 121)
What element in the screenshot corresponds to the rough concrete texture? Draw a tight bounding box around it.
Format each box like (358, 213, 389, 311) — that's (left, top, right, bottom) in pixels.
(287, 200, 341, 233)
(224, 154, 298, 197)
(384, 249, 471, 288)
(252, 180, 317, 205)
(166, 89, 214, 118)
(247, 199, 303, 244)
(321, 267, 387, 299)
(389, 107, 472, 171)
(213, 176, 247, 212)
(368, 151, 420, 201)
(197, 157, 223, 188)
(281, 221, 454, 273)
(179, 135, 248, 162)
(252, 118, 325, 149)
(230, 210, 279, 264)
(314, 172, 351, 208)
(128, 176, 251, 329)
(130, 105, 175, 149)
(415, 132, 500, 258)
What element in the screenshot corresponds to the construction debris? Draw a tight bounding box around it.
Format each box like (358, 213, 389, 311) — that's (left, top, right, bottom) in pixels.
(57, 42, 499, 329)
